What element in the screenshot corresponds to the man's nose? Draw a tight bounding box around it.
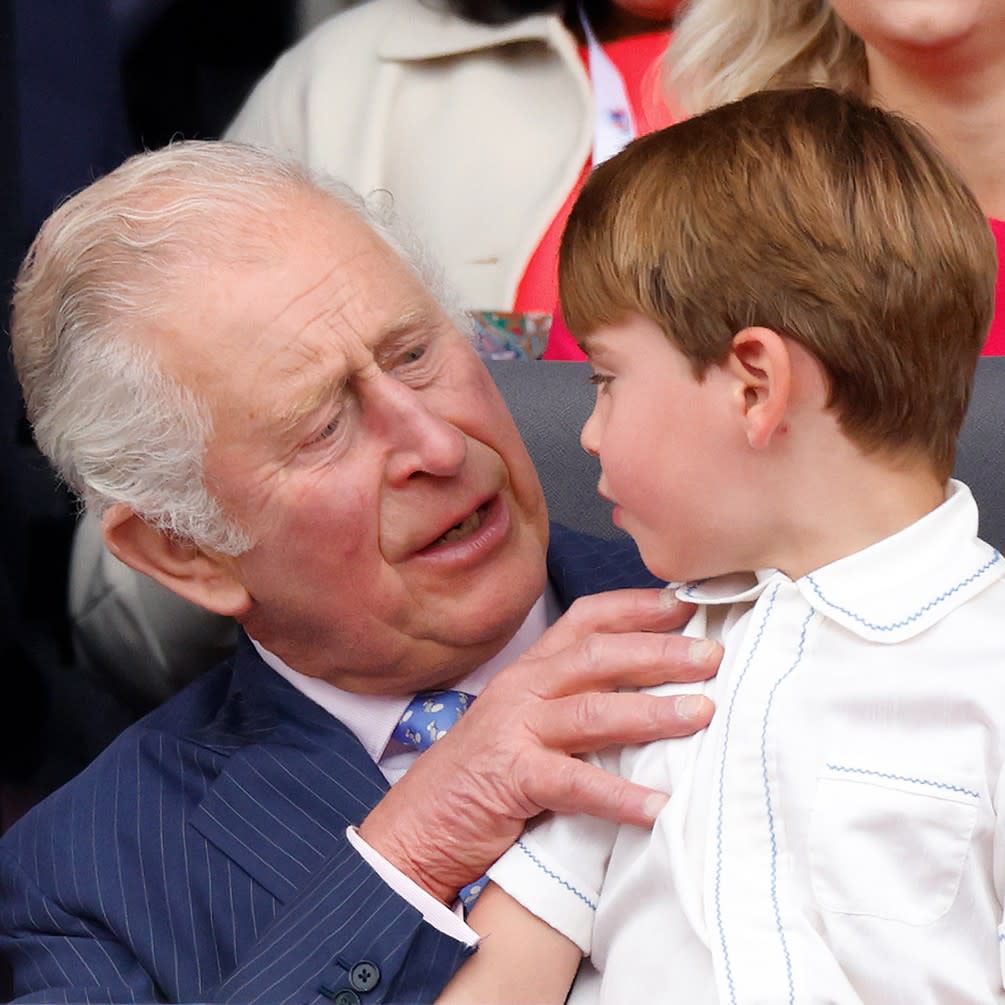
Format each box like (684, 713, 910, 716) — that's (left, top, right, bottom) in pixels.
(368, 374, 467, 482)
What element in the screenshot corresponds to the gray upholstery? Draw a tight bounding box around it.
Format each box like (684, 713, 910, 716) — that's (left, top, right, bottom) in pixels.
(955, 357, 1005, 552)
(488, 361, 616, 540)
(489, 357, 1005, 552)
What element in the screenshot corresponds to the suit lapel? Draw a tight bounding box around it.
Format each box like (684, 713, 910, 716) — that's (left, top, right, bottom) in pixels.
(188, 640, 389, 903)
(188, 534, 656, 902)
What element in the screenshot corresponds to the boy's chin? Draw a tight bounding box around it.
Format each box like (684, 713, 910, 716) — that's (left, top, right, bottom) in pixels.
(641, 555, 701, 585)
(640, 548, 729, 586)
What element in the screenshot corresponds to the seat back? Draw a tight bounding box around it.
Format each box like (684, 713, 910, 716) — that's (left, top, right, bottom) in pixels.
(489, 357, 1005, 552)
(489, 361, 614, 539)
(956, 356, 1005, 551)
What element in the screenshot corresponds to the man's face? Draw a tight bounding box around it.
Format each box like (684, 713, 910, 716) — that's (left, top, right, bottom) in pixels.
(154, 194, 549, 692)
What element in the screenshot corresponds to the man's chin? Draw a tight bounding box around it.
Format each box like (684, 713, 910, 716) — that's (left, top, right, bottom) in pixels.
(438, 540, 547, 650)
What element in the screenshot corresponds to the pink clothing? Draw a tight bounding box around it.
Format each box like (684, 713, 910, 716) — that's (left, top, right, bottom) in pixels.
(516, 30, 671, 322)
(986, 219, 1005, 356)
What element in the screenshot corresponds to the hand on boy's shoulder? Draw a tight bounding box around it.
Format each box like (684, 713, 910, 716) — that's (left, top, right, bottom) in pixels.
(360, 587, 718, 903)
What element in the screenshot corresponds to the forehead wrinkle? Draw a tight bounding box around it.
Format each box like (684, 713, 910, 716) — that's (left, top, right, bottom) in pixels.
(266, 281, 362, 437)
(261, 256, 345, 333)
(271, 303, 440, 438)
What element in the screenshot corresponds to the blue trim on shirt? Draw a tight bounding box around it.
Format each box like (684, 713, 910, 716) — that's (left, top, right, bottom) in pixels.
(514, 838, 598, 910)
(805, 552, 1002, 632)
(760, 608, 814, 1005)
(824, 764, 980, 801)
(714, 583, 780, 1005)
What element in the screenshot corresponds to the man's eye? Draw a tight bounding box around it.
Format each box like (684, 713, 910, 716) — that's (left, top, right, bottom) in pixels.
(400, 344, 427, 366)
(309, 413, 342, 445)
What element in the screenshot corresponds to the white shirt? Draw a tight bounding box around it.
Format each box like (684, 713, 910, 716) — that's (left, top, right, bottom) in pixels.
(252, 591, 556, 944)
(489, 482, 1005, 1004)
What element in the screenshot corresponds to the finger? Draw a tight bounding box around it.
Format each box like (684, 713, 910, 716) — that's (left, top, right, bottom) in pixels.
(528, 690, 714, 752)
(528, 630, 721, 697)
(528, 751, 675, 828)
(527, 588, 695, 658)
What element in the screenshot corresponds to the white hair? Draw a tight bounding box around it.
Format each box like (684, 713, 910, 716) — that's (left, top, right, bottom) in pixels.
(665, 0, 867, 116)
(12, 140, 467, 555)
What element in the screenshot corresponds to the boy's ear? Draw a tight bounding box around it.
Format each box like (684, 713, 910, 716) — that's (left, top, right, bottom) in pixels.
(101, 504, 252, 618)
(726, 326, 792, 450)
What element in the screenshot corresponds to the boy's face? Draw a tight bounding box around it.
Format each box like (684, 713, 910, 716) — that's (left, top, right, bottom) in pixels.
(580, 315, 749, 583)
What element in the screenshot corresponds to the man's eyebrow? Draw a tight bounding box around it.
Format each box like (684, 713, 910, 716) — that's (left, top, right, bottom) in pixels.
(275, 307, 441, 436)
(277, 374, 348, 436)
(373, 306, 440, 352)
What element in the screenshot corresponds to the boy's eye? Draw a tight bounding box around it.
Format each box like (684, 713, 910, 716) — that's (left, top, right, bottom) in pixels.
(589, 373, 614, 391)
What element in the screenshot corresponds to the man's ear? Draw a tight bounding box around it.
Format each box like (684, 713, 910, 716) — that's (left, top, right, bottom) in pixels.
(101, 504, 252, 618)
(726, 326, 792, 450)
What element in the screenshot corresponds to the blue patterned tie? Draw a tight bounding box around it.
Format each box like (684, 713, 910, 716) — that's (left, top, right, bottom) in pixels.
(391, 690, 475, 752)
(391, 689, 484, 909)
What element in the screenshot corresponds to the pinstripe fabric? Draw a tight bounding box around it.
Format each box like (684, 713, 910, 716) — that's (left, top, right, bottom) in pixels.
(0, 526, 655, 1003)
(547, 524, 664, 605)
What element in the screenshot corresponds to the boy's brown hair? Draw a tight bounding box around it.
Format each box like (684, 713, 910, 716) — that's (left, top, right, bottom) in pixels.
(559, 87, 996, 479)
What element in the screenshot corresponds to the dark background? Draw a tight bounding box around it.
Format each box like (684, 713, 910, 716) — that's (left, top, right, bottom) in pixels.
(0, 0, 303, 835)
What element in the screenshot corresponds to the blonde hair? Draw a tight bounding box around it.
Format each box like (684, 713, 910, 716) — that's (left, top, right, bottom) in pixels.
(665, 0, 867, 116)
(560, 88, 996, 479)
(12, 140, 459, 554)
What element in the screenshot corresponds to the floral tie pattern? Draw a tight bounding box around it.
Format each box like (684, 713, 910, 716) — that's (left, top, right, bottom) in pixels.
(391, 690, 475, 752)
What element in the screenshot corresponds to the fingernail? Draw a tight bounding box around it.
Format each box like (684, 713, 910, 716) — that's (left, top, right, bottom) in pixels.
(658, 584, 681, 609)
(643, 791, 669, 822)
(675, 694, 707, 720)
(688, 638, 718, 663)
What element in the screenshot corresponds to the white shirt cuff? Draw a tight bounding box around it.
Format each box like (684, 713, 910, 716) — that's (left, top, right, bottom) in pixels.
(346, 826, 480, 947)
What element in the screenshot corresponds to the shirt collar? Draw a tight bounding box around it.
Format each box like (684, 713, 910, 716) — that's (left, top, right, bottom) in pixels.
(676, 481, 1004, 644)
(252, 591, 553, 763)
(376, 0, 563, 61)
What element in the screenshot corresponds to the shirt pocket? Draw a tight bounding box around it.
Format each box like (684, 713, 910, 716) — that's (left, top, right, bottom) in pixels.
(808, 761, 979, 926)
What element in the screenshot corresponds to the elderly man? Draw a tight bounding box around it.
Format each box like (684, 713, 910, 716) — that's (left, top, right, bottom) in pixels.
(0, 141, 717, 1004)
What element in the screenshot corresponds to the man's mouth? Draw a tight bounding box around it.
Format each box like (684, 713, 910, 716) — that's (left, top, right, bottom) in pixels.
(432, 501, 490, 546)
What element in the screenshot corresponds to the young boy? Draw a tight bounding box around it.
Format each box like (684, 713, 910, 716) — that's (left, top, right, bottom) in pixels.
(439, 88, 1005, 1004)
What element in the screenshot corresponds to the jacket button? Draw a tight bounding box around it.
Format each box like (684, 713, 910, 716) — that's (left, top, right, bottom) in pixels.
(349, 961, 381, 993)
(330, 991, 360, 1005)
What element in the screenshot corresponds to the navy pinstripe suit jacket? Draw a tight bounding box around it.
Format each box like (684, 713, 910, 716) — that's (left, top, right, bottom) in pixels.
(0, 527, 660, 1004)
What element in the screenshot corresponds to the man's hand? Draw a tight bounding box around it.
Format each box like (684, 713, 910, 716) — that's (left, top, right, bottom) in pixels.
(358, 588, 719, 904)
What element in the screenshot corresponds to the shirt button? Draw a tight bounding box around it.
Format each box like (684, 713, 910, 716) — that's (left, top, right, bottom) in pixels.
(349, 961, 381, 993)
(331, 991, 361, 1005)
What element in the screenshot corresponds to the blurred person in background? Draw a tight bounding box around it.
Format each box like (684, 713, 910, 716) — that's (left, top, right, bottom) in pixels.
(552, 0, 1005, 361)
(1, 0, 302, 809)
(665, 0, 1005, 357)
(227, 0, 681, 358)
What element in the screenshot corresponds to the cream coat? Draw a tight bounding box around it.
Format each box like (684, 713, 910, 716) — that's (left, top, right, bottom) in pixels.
(226, 0, 593, 310)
